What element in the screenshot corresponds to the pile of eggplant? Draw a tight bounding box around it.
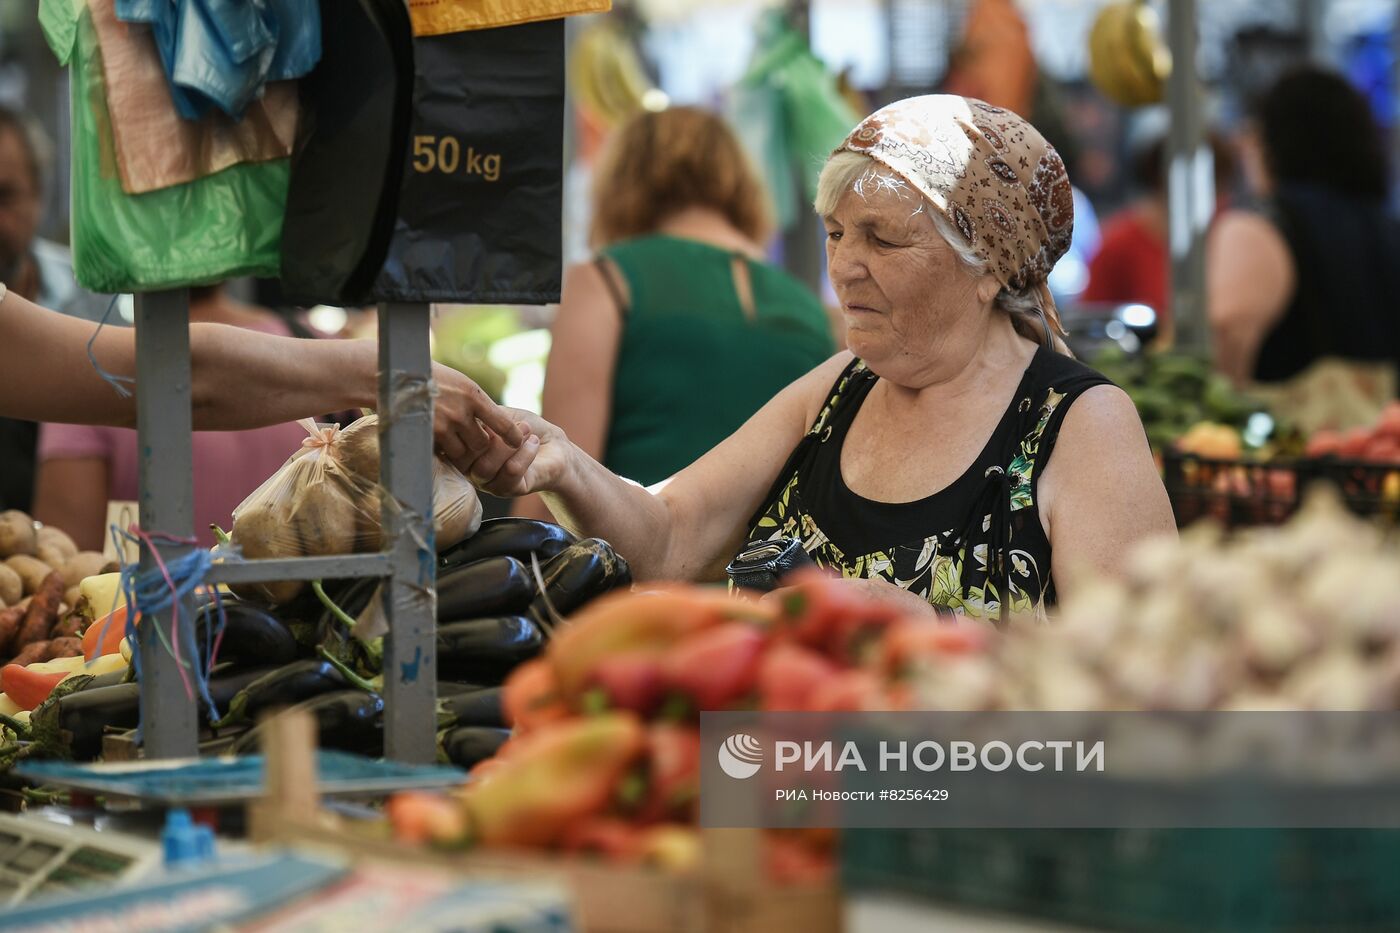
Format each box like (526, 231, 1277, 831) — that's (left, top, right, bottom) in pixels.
(7, 520, 630, 768)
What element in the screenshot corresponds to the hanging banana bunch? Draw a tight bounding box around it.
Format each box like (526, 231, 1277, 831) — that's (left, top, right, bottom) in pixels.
(571, 21, 661, 129)
(1087, 0, 1172, 107)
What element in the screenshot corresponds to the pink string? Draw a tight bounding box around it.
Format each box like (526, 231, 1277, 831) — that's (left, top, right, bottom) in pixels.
(207, 586, 227, 676)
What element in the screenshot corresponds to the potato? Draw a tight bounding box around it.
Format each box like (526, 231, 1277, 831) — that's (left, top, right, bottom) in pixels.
(336, 416, 381, 484)
(62, 551, 112, 588)
(36, 543, 70, 570)
(229, 505, 305, 605)
(0, 564, 19, 606)
(293, 480, 358, 556)
(5, 555, 54, 595)
(0, 510, 37, 558)
(36, 526, 78, 561)
(357, 498, 384, 552)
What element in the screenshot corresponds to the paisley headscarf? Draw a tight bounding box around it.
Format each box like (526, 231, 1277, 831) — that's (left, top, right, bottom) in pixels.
(833, 94, 1074, 336)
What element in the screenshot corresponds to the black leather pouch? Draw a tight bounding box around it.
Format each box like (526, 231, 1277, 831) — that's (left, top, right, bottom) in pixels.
(725, 538, 814, 592)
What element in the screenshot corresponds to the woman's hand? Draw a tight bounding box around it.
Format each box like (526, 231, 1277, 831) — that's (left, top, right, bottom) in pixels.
(449, 406, 573, 499)
(431, 363, 532, 469)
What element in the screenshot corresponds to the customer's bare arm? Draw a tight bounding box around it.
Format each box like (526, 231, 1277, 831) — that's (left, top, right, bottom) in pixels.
(0, 289, 525, 453)
(468, 354, 853, 581)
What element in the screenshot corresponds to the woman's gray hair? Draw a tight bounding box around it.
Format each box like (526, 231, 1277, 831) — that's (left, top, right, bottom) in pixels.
(815, 151, 1053, 344)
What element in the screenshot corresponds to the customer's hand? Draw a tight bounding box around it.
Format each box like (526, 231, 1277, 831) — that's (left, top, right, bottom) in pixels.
(431, 363, 529, 466)
(453, 406, 571, 499)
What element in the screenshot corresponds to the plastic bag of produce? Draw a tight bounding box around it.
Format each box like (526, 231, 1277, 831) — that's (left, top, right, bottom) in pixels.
(229, 416, 482, 604)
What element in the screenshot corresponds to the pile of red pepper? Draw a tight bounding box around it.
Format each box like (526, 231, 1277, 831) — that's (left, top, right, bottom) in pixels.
(387, 571, 990, 882)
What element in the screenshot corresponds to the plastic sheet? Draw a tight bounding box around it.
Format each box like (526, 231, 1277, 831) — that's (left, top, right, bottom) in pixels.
(278, 0, 414, 306)
(41, 0, 288, 293)
(370, 18, 565, 304)
(114, 0, 321, 121)
(92, 0, 297, 194)
(229, 417, 483, 605)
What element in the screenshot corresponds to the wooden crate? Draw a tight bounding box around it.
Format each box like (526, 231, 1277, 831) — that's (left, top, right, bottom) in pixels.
(248, 711, 844, 933)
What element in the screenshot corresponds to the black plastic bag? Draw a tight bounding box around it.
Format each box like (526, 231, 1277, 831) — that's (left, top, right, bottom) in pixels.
(370, 18, 565, 305)
(278, 0, 414, 306)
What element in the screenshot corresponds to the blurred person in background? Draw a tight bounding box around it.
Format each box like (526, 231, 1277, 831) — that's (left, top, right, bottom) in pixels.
(517, 106, 834, 519)
(33, 284, 323, 550)
(1208, 66, 1400, 386)
(1083, 125, 1234, 345)
(0, 106, 113, 512)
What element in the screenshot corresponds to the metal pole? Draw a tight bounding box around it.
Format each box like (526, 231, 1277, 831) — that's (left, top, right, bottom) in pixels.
(134, 290, 198, 759)
(1165, 0, 1211, 355)
(377, 303, 437, 763)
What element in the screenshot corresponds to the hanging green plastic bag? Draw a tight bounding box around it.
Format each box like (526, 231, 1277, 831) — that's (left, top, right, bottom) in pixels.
(41, 0, 288, 294)
(736, 12, 857, 214)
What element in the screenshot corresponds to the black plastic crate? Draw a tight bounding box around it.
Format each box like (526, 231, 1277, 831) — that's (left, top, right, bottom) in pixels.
(1162, 452, 1400, 529)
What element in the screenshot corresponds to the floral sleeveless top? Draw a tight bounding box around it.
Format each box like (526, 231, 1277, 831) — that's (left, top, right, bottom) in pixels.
(745, 347, 1111, 622)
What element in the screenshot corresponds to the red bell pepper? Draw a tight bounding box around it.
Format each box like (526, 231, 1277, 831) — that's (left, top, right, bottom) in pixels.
(662, 622, 766, 711)
(385, 792, 468, 847)
(878, 617, 991, 677)
(501, 659, 568, 734)
(1, 657, 85, 711)
(458, 712, 646, 848)
(559, 817, 643, 864)
(82, 605, 133, 661)
(585, 649, 667, 715)
(757, 642, 839, 711)
(773, 569, 902, 663)
(805, 669, 898, 712)
(549, 587, 772, 699)
(637, 723, 701, 823)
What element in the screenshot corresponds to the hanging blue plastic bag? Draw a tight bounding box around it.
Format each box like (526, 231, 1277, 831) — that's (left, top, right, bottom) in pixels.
(42, 0, 288, 292)
(115, 0, 320, 120)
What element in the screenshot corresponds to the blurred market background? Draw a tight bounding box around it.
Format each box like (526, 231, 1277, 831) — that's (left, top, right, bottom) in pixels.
(2, 0, 1396, 417)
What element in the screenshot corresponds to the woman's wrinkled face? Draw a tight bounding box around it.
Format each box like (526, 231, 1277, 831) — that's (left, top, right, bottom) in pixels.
(822, 172, 991, 372)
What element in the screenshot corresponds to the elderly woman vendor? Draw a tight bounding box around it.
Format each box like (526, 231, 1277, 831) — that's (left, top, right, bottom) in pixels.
(466, 96, 1175, 619)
